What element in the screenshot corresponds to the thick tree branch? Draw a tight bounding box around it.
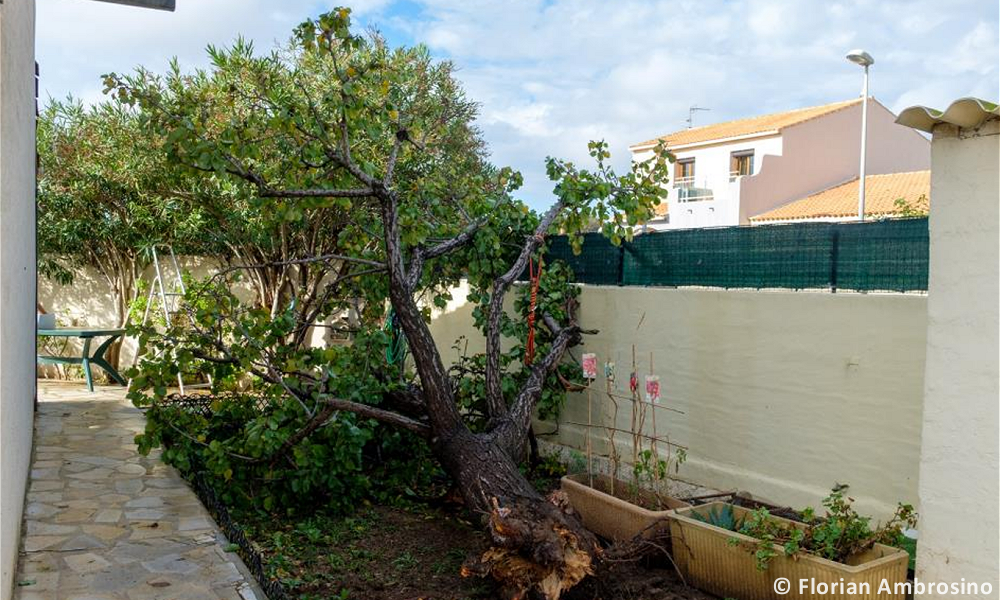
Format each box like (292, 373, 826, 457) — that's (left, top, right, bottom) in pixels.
(493, 323, 581, 456)
(405, 205, 493, 289)
(483, 200, 565, 418)
(319, 396, 430, 437)
(378, 187, 466, 438)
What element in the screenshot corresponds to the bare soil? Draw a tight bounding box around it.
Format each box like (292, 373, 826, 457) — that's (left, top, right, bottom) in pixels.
(243, 501, 716, 600)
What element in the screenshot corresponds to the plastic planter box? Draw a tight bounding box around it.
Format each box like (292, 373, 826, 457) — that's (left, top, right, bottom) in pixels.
(561, 473, 689, 542)
(669, 502, 909, 600)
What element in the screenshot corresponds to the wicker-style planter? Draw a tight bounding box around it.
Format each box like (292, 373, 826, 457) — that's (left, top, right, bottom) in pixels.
(669, 502, 909, 600)
(560, 473, 690, 542)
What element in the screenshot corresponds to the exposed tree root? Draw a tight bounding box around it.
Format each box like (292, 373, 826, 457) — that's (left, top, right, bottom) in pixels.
(463, 494, 601, 600)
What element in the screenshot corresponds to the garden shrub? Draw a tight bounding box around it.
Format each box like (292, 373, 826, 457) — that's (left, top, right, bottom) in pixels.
(137, 392, 374, 513)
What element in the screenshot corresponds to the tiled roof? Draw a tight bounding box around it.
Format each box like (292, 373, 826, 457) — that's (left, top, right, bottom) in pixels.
(631, 98, 861, 150)
(749, 170, 930, 222)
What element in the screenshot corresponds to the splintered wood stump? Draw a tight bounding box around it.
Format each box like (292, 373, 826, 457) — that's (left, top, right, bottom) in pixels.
(448, 432, 600, 600)
(464, 495, 600, 600)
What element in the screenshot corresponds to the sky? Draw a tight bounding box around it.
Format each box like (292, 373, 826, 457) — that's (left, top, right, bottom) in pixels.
(37, 0, 999, 209)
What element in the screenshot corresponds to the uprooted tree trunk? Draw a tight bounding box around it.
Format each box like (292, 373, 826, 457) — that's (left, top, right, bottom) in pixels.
(376, 189, 601, 599)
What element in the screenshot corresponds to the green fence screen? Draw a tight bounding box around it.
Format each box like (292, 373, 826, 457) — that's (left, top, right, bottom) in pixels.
(540, 218, 928, 292)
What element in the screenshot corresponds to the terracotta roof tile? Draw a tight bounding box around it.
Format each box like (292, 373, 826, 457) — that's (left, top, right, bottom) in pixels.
(631, 98, 861, 150)
(749, 171, 930, 222)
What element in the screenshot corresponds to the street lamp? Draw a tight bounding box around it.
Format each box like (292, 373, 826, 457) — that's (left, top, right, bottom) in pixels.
(846, 49, 874, 221)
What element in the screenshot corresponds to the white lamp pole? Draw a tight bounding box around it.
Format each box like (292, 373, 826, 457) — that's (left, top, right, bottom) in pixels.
(846, 49, 874, 221)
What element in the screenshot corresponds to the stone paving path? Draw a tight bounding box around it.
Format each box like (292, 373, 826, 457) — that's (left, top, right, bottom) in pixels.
(14, 383, 262, 600)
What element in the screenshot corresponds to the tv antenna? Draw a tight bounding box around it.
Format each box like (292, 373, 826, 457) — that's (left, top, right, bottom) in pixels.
(687, 106, 710, 129)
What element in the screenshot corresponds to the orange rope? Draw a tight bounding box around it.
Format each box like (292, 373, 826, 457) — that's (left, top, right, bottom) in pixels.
(525, 255, 542, 365)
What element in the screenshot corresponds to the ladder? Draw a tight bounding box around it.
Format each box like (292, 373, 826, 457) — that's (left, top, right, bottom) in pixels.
(136, 245, 212, 394)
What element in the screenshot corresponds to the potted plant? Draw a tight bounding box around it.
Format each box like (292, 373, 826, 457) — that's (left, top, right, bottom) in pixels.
(561, 348, 690, 541)
(668, 486, 916, 600)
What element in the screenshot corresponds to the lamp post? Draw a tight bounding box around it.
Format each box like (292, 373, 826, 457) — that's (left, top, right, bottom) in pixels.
(846, 49, 874, 221)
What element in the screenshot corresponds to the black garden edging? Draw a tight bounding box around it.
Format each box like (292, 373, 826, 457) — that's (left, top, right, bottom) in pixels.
(189, 470, 292, 600)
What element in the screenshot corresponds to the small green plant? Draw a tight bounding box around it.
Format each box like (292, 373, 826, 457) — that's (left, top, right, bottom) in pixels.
(893, 194, 929, 217)
(392, 551, 418, 571)
(567, 450, 587, 475)
(692, 504, 742, 531)
(725, 485, 918, 571)
(631, 448, 686, 507)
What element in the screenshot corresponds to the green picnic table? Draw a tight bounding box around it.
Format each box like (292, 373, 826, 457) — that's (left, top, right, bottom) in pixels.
(37, 328, 128, 392)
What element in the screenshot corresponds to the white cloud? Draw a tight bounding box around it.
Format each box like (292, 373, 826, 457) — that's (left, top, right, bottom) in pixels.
(36, 0, 998, 208)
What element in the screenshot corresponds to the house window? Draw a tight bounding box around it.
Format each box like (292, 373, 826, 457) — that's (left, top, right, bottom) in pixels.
(730, 150, 754, 180)
(675, 158, 695, 183)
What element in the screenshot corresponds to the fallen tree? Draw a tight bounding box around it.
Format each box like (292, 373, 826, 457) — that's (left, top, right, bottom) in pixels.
(114, 9, 670, 599)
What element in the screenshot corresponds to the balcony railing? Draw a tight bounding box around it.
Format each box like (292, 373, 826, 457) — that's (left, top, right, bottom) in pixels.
(673, 176, 714, 202)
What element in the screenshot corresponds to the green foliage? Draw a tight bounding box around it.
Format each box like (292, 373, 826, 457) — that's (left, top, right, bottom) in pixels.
(136, 393, 372, 513)
(37, 99, 213, 320)
(712, 485, 919, 571)
(632, 448, 686, 482)
(452, 260, 584, 425)
(893, 195, 929, 217)
(115, 6, 670, 519)
(692, 504, 742, 531)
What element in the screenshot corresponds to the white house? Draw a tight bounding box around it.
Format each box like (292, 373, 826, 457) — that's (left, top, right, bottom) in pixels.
(630, 98, 930, 230)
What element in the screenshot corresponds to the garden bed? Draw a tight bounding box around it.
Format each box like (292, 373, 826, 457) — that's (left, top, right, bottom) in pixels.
(669, 502, 909, 600)
(237, 505, 492, 600)
(236, 501, 715, 600)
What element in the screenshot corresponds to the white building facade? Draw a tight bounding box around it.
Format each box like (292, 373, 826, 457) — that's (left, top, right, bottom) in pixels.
(631, 98, 930, 230)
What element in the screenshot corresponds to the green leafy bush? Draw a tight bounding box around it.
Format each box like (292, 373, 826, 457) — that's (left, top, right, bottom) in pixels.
(137, 393, 374, 513)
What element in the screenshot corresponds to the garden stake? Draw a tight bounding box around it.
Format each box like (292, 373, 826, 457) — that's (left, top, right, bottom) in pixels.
(587, 385, 593, 489)
(649, 352, 659, 489)
(604, 361, 620, 498)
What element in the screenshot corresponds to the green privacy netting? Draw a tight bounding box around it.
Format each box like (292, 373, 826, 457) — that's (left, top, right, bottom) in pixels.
(538, 218, 928, 292)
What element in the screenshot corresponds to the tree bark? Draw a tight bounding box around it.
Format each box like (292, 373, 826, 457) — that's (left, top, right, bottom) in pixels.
(374, 187, 597, 599)
(439, 430, 598, 600)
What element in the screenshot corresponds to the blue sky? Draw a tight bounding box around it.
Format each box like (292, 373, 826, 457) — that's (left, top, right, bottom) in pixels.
(37, 0, 998, 209)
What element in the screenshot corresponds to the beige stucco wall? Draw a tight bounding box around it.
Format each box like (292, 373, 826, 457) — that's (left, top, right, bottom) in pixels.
(36, 257, 237, 375)
(739, 100, 931, 221)
(430, 284, 928, 520)
(36, 257, 348, 379)
(0, 1, 36, 598)
(915, 118, 999, 598)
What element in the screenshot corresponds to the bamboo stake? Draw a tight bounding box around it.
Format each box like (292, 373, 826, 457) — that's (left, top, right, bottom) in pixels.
(630, 345, 639, 466)
(586, 385, 593, 488)
(604, 362, 620, 498)
(649, 352, 659, 488)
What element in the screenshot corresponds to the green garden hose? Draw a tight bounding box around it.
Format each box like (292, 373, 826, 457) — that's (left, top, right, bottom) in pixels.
(384, 307, 408, 366)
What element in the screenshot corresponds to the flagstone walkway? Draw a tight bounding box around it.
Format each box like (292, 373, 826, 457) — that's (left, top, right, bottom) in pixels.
(13, 382, 263, 600)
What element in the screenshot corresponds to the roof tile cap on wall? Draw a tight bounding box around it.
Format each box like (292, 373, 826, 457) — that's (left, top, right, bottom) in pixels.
(895, 97, 999, 133)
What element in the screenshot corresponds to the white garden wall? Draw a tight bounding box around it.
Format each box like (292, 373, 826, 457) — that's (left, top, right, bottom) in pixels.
(431, 284, 928, 520)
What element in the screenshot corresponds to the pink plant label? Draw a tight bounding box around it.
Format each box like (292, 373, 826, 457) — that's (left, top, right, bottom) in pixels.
(645, 375, 660, 403)
(581, 353, 598, 380)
